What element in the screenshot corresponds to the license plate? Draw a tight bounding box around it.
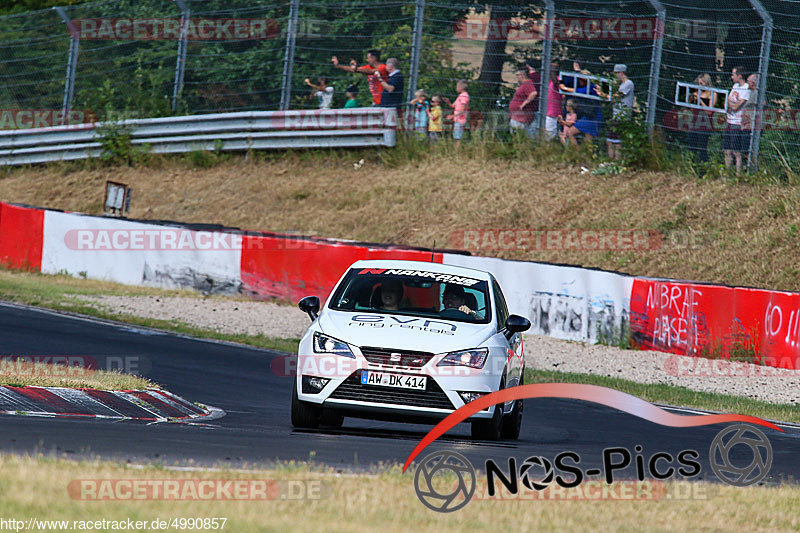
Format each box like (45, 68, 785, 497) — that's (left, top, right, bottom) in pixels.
(361, 370, 426, 390)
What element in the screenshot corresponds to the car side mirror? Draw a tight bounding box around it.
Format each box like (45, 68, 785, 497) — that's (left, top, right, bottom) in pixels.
(298, 296, 320, 321)
(504, 314, 531, 335)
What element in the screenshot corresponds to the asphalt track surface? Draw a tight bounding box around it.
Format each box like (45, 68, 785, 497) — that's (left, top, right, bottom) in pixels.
(1, 302, 798, 483)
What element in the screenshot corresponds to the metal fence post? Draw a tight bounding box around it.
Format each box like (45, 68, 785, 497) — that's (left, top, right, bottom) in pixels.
(645, 0, 665, 136)
(537, 0, 554, 135)
(172, 0, 190, 112)
(54, 6, 79, 125)
(406, 0, 425, 105)
(280, 0, 301, 111)
(747, 0, 772, 172)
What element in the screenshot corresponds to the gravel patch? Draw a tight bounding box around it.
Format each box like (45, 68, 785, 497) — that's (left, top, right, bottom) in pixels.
(525, 335, 799, 406)
(74, 294, 310, 339)
(74, 295, 799, 405)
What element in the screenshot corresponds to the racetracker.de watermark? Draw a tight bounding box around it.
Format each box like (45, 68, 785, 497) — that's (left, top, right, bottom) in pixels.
(662, 355, 800, 378)
(665, 108, 800, 132)
(62, 229, 345, 252)
(71, 18, 280, 40)
(272, 353, 516, 378)
(0, 355, 150, 377)
(451, 229, 662, 252)
(0, 109, 96, 129)
(474, 479, 713, 501)
(67, 479, 327, 501)
(454, 17, 664, 40)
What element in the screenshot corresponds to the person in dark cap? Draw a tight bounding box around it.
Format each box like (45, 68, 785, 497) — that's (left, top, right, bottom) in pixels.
(344, 84, 359, 109)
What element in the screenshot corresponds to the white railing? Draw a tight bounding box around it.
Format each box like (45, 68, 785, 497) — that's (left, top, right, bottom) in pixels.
(0, 108, 397, 166)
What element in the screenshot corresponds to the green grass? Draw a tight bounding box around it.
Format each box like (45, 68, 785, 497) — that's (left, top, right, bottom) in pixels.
(1, 454, 799, 532)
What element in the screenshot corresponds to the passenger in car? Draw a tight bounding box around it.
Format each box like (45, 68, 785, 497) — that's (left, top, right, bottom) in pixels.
(442, 285, 477, 317)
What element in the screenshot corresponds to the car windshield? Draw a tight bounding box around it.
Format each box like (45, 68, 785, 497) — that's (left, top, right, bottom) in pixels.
(328, 268, 492, 324)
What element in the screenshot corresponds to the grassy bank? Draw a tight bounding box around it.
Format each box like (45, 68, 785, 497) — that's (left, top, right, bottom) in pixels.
(0, 454, 797, 532)
(2, 142, 800, 290)
(0, 361, 153, 390)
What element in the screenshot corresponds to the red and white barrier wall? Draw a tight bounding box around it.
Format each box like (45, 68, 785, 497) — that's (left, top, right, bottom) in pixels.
(0, 201, 796, 369)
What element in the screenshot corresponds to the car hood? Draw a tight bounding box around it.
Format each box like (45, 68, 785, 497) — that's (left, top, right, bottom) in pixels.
(318, 310, 495, 354)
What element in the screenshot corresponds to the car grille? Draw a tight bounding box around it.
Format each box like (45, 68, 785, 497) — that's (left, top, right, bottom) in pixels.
(359, 347, 435, 368)
(328, 371, 454, 410)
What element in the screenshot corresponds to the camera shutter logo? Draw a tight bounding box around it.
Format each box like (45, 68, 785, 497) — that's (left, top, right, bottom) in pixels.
(413, 450, 476, 512)
(710, 424, 772, 487)
(520, 456, 555, 491)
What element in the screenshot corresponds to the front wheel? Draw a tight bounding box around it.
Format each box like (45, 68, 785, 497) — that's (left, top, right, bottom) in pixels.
(471, 403, 503, 440)
(471, 378, 504, 440)
(500, 375, 523, 440)
(319, 409, 344, 428)
(291, 379, 320, 428)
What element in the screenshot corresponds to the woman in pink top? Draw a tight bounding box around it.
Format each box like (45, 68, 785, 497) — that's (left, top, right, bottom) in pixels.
(443, 80, 469, 147)
(545, 65, 563, 139)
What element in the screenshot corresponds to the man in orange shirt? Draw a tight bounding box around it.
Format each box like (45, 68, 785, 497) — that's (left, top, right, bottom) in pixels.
(332, 49, 388, 106)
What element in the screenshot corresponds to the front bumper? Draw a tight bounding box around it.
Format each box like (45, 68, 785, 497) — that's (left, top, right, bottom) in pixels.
(297, 363, 499, 421)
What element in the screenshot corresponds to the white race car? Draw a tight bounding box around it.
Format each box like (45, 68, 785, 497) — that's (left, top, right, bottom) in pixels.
(291, 259, 530, 440)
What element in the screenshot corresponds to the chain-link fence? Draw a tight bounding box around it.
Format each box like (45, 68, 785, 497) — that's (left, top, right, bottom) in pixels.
(1, 0, 798, 172)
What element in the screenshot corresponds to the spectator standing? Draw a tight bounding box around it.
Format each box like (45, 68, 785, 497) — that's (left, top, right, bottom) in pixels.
(409, 89, 430, 137)
(375, 58, 404, 125)
(304, 76, 333, 109)
(428, 96, 444, 142)
(545, 63, 563, 139)
(331, 49, 388, 106)
(509, 70, 538, 136)
(525, 60, 542, 127)
(444, 80, 469, 147)
(344, 84, 360, 108)
(686, 73, 717, 163)
(595, 64, 634, 159)
(723, 66, 750, 172)
(742, 73, 759, 166)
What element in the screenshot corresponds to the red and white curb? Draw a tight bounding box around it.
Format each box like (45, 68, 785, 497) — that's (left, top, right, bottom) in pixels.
(0, 386, 224, 422)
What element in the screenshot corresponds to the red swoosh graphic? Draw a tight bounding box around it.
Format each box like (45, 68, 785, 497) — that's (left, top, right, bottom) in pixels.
(402, 383, 783, 472)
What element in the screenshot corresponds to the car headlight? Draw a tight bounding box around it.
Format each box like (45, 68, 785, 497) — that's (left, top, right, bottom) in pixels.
(437, 348, 489, 369)
(312, 332, 355, 358)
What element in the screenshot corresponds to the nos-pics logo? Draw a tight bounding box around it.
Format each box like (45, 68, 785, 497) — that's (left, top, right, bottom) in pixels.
(413, 424, 773, 512)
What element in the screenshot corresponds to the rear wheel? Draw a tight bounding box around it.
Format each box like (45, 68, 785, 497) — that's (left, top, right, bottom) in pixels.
(291, 379, 320, 428)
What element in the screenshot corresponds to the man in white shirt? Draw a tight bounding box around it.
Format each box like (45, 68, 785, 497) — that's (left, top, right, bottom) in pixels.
(595, 64, 635, 159)
(723, 66, 750, 172)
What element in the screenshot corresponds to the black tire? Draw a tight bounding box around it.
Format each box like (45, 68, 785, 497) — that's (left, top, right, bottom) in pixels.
(471, 402, 503, 440)
(319, 409, 344, 428)
(500, 375, 523, 440)
(471, 377, 505, 440)
(291, 379, 320, 428)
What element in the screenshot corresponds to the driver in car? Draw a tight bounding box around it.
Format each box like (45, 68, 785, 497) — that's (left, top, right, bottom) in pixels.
(442, 285, 478, 318)
(378, 280, 404, 310)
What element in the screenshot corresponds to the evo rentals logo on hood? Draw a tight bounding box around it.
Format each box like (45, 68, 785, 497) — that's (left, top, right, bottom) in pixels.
(348, 314, 458, 335)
